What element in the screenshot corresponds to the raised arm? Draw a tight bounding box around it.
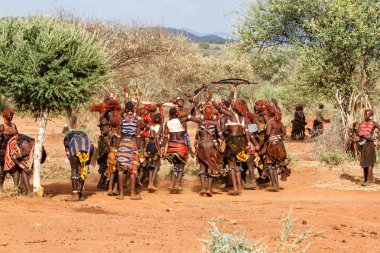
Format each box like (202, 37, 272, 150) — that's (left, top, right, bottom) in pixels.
(123, 85, 129, 104)
(157, 102, 165, 122)
(227, 85, 236, 104)
(186, 100, 202, 124)
(214, 119, 223, 139)
(180, 100, 198, 124)
(211, 100, 234, 119)
(136, 118, 142, 153)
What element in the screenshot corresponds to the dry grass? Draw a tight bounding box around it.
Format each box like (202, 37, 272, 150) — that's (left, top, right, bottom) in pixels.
(315, 122, 351, 165)
(315, 180, 380, 191)
(313, 160, 380, 191)
(0, 177, 22, 197)
(158, 157, 198, 177)
(201, 209, 318, 253)
(40, 158, 71, 179)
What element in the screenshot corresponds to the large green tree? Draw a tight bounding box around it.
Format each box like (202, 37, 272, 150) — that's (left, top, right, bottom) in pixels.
(236, 0, 380, 130)
(0, 16, 110, 193)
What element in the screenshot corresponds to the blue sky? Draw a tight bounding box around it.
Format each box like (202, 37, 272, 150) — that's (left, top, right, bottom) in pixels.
(0, 0, 243, 35)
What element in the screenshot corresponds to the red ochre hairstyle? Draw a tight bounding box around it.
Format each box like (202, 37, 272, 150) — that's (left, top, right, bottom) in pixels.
(90, 99, 122, 128)
(90, 99, 122, 115)
(202, 103, 214, 120)
(246, 112, 255, 123)
(3, 108, 14, 117)
(235, 98, 249, 115)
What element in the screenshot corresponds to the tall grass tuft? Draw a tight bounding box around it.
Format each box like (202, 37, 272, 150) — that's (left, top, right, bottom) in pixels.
(201, 209, 318, 253)
(200, 222, 265, 253)
(278, 208, 315, 253)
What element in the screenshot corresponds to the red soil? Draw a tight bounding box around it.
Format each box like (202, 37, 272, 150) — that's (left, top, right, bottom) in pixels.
(0, 116, 379, 253)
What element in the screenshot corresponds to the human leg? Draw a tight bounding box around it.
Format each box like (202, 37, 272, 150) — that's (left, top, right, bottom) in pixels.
(20, 170, 32, 195)
(227, 159, 239, 195)
(368, 165, 375, 183)
(206, 176, 213, 197)
(267, 164, 279, 191)
(174, 162, 185, 191)
(198, 163, 207, 195)
(0, 167, 5, 192)
(244, 156, 257, 190)
(130, 172, 142, 200)
(116, 167, 124, 200)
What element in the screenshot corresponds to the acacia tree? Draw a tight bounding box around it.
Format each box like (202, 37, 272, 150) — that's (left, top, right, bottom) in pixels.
(0, 16, 110, 193)
(236, 0, 380, 133)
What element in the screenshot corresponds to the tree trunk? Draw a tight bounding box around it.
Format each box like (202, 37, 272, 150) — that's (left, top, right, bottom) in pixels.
(66, 108, 78, 129)
(33, 107, 49, 195)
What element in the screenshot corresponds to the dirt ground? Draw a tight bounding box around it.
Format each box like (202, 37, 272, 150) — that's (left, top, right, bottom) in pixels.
(0, 116, 379, 253)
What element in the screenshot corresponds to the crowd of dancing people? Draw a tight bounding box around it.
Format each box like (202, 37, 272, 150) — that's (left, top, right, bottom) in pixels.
(60, 83, 292, 201)
(0, 81, 377, 200)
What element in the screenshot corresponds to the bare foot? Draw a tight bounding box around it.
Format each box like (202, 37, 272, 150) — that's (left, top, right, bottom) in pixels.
(267, 186, 279, 192)
(116, 195, 124, 200)
(65, 193, 83, 201)
(227, 190, 240, 196)
(130, 194, 142, 200)
(199, 189, 207, 195)
(206, 190, 213, 197)
(243, 182, 257, 190)
(148, 183, 158, 192)
(168, 186, 176, 194)
(107, 191, 118, 196)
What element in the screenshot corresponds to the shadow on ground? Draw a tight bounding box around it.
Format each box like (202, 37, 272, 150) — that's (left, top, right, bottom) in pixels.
(340, 173, 380, 185)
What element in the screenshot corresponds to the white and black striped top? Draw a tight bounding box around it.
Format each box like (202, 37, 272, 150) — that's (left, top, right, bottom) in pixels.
(121, 117, 138, 136)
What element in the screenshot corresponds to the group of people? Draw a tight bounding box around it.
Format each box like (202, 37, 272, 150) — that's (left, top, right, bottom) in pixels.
(0, 82, 376, 201)
(290, 103, 330, 140)
(71, 84, 291, 201)
(290, 102, 379, 187)
(1, 84, 377, 200)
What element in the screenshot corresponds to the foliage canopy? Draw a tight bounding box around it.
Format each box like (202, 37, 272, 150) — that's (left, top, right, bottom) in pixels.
(236, 0, 380, 107)
(0, 16, 110, 114)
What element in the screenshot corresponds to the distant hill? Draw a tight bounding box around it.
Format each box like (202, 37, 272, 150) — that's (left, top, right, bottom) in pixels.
(163, 27, 228, 44)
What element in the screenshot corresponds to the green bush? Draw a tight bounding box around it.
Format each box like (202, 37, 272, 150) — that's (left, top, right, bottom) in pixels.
(199, 43, 210, 50)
